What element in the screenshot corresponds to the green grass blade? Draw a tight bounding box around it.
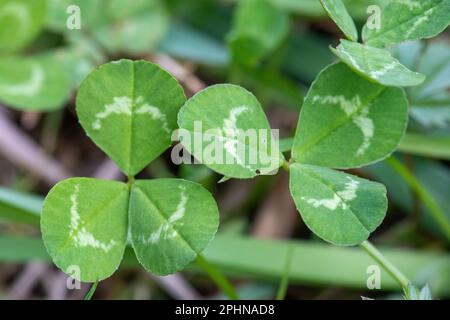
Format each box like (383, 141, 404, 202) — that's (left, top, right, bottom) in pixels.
(386, 157, 450, 242)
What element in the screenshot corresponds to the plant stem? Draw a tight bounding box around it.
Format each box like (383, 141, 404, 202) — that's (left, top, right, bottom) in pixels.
(84, 280, 99, 300)
(276, 244, 294, 300)
(127, 175, 135, 190)
(359, 240, 410, 289)
(386, 157, 450, 242)
(196, 253, 239, 300)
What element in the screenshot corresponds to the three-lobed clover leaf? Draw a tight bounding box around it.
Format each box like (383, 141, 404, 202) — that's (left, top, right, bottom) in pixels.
(332, 40, 426, 87)
(41, 178, 130, 282)
(41, 59, 223, 281)
(292, 63, 408, 169)
(177, 84, 284, 179)
(76, 59, 186, 176)
(289, 163, 387, 246)
(129, 179, 219, 275)
(0, 0, 46, 55)
(362, 0, 450, 48)
(0, 53, 72, 110)
(320, 0, 358, 41)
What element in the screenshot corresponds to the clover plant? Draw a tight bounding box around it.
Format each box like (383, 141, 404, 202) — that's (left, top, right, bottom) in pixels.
(39, 0, 449, 299)
(41, 60, 219, 282)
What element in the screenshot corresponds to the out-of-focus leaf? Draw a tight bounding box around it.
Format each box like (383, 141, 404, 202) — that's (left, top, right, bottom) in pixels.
(366, 158, 450, 241)
(395, 41, 450, 129)
(419, 284, 433, 300)
(398, 133, 450, 160)
(234, 66, 304, 109)
(283, 33, 334, 83)
(0, 52, 71, 111)
(48, 0, 169, 55)
(0, 187, 42, 225)
(160, 22, 229, 67)
(0, 0, 46, 54)
(228, 0, 289, 67)
(233, 0, 386, 19)
(93, 0, 169, 55)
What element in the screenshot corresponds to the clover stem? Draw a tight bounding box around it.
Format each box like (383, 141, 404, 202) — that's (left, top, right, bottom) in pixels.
(127, 175, 135, 190)
(196, 254, 239, 300)
(84, 280, 99, 300)
(282, 159, 290, 172)
(360, 240, 410, 289)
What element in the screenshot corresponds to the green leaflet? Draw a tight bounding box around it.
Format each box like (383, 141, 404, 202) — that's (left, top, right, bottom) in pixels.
(332, 40, 425, 87)
(177, 84, 284, 179)
(0, 53, 71, 111)
(320, 0, 358, 41)
(76, 59, 186, 176)
(0, 0, 46, 55)
(228, 0, 289, 67)
(362, 0, 450, 48)
(292, 63, 408, 169)
(129, 179, 219, 275)
(41, 178, 129, 282)
(289, 164, 387, 246)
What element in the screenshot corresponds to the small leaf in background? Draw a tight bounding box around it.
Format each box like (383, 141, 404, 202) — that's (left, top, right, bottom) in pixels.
(93, 0, 169, 55)
(292, 63, 408, 169)
(0, 52, 71, 111)
(178, 84, 284, 179)
(76, 59, 186, 176)
(362, 0, 450, 48)
(228, 0, 289, 67)
(41, 178, 129, 282)
(332, 40, 425, 87)
(0, 0, 46, 54)
(289, 164, 387, 246)
(419, 284, 433, 300)
(129, 179, 219, 275)
(320, 0, 358, 41)
(394, 41, 450, 129)
(404, 283, 419, 300)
